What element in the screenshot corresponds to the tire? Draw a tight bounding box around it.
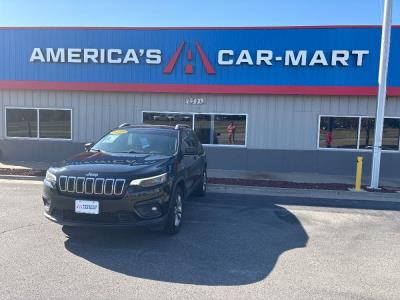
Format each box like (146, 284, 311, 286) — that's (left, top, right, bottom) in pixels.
(194, 169, 207, 197)
(163, 186, 184, 234)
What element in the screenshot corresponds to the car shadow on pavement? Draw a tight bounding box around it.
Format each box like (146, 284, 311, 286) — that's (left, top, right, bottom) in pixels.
(63, 192, 308, 286)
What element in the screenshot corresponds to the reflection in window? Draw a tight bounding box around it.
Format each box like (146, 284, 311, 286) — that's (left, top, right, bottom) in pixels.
(214, 115, 246, 145)
(320, 116, 400, 151)
(143, 112, 193, 128)
(39, 110, 71, 139)
(359, 118, 375, 149)
(6, 109, 37, 138)
(194, 114, 247, 145)
(358, 118, 400, 151)
(143, 112, 247, 146)
(6, 108, 71, 139)
(194, 114, 212, 144)
(319, 117, 359, 149)
(382, 118, 400, 150)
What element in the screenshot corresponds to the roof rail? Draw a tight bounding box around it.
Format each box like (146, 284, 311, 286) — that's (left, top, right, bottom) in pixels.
(118, 123, 131, 128)
(174, 124, 191, 130)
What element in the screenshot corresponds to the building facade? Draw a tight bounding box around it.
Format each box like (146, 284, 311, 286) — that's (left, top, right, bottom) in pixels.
(0, 26, 399, 177)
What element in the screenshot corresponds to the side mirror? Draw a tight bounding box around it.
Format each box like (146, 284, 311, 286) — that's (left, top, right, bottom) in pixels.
(84, 142, 94, 152)
(184, 146, 197, 156)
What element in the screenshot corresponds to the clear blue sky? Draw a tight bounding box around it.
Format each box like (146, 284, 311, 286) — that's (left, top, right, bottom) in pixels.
(0, 0, 399, 27)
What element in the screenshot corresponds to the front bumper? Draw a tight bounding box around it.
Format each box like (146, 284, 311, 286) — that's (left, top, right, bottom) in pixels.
(43, 211, 168, 228)
(42, 180, 171, 228)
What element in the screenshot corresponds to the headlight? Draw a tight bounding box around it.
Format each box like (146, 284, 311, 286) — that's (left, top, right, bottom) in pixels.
(130, 173, 168, 188)
(45, 170, 56, 183)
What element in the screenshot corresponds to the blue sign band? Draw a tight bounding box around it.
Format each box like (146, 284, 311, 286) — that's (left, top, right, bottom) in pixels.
(0, 27, 399, 95)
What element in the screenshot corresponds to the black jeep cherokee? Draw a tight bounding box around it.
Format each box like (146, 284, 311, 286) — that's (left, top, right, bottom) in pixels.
(42, 124, 207, 234)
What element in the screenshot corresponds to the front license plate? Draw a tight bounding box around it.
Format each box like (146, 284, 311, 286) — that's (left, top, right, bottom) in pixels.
(75, 200, 99, 215)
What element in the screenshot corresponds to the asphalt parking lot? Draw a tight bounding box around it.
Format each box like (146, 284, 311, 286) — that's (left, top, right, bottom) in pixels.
(1, 179, 400, 299)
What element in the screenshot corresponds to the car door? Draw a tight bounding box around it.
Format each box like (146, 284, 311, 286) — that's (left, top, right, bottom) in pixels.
(180, 129, 198, 192)
(188, 130, 205, 184)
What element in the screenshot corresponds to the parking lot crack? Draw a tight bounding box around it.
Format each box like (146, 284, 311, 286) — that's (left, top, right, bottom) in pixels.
(0, 222, 45, 237)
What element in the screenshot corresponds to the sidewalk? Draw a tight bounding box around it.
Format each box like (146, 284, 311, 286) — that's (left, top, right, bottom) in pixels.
(0, 161, 51, 176)
(208, 169, 400, 187)
(0, 161, 52, 171)
(208, 169, 400, 192)
(1, 160, 399, 196)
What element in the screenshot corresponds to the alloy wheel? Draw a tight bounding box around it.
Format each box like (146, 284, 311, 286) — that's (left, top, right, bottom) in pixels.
(174, 194, 183, 227)
(202, 171, 207, 192)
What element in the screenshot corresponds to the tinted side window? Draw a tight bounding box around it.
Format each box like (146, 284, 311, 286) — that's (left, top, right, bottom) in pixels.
(180, 130, 190, 152)
(189, 130, 203, 154)
(181, 129, 200, 153)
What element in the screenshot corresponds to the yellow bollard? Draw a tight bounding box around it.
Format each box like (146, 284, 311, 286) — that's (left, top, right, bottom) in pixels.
(355, 156, 363, 192)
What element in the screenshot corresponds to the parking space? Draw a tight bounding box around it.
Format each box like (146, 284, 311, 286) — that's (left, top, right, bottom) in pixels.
(1, 180, 400, 299)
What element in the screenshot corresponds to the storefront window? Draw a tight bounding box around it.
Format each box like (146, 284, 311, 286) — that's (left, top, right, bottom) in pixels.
(320, 116, 400, 151)
(382, 118, 400, 150)
(6, 109, 37, 138)
(143, 111, 247, 146)
(143, 112, 193, 128)
(39, 109, 71, 139)
(213, 114, 246, 145)
(319, 116, 359, 149)
(194, 114, 212, 144)
(359, 118, 375, 149)
(6, 108, 71, 139)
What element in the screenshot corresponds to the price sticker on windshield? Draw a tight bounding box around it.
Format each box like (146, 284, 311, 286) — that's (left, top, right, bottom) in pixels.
(110, 129, 128, 135)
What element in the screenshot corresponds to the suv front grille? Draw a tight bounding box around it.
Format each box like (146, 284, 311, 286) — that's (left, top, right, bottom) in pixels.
(58, 176, 126, 196)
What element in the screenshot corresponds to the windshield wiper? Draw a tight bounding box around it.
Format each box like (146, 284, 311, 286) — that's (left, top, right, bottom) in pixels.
(115, 150, 145, 154)
(149, 151, 167, 155)
(90, 148, 106, 153)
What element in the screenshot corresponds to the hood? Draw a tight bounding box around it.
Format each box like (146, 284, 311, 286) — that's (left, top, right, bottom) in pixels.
(50, 151, 173, 178)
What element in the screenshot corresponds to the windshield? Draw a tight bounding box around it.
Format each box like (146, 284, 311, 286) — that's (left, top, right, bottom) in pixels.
(92, 128, 178, 156)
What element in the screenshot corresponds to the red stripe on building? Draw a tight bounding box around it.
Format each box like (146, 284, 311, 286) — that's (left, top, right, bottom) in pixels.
(1, 80, 399, 96)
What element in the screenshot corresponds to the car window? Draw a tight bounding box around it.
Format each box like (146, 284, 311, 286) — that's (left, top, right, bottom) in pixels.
(188, 130, 203, 154)
(180, 129, 203, 155)
(181, 129, 197, 152)
(92, 129, 178, 156)
(180, 130, 190, 152)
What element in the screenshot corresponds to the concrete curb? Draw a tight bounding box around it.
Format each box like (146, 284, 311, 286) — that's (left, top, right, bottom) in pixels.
(0, 174, 44, 181)
(208, 184, 400, 203)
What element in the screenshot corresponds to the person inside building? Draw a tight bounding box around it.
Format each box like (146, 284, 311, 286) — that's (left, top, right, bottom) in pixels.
(326, 118, 334, 148)
(227, 121, 236, 144)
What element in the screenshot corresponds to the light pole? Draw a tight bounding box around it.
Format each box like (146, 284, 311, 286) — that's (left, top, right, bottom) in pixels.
(370, 0, 393, 189)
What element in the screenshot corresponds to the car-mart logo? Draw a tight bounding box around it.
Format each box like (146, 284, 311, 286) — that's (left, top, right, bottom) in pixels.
(29, 45, 370, 74)
(163, 41, 215, 75)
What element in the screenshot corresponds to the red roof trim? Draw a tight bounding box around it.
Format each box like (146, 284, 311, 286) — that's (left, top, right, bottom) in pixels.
(0, 80, 398, 96)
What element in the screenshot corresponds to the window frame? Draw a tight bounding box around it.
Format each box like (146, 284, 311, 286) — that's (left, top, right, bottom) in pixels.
(142, 110, 248, 148)
(5, 107, 73, 141)
(317, 114, 400, 152)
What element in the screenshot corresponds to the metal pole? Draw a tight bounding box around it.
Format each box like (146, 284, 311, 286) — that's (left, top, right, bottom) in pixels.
(370, 0, 393, 189)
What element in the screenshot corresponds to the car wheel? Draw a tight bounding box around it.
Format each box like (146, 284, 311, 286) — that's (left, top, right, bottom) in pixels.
(163, 187, 183, 234)
(194, 170, 207, 197)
